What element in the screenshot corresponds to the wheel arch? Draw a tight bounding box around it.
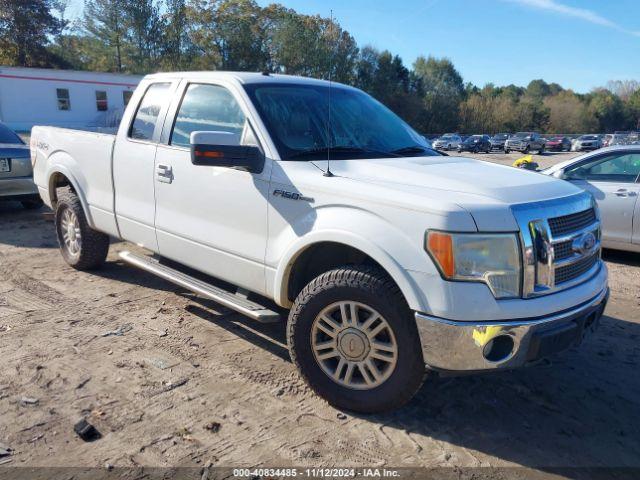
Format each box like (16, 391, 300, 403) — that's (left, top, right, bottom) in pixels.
(47, 166, 94, 227)
(274, 233, 424, 312)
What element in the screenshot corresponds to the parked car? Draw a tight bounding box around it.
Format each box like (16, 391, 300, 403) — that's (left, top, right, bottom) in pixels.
(31, 72, 608, 413)
(504, 132, 546, 154)
(432, 133, 462, 150)
(543, 146, 640, 253)
(457, 134, 491, 153)
(489, 133, 510, 151)
(0, 122, 42, 209)
(572, 135, 602, 152)
(545, 136, 572, 152)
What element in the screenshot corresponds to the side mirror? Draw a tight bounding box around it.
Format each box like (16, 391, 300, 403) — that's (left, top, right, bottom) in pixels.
(190, 131, 264, 173)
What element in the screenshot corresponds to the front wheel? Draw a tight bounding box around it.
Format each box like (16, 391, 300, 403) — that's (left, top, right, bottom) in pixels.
(287, 266, 425, 413)
(55, 190, 110, 270)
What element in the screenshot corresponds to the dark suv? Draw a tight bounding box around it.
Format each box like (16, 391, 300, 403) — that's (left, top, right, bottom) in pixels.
(489, 133, 510, 152)
(504, 132, 545, 154)
(457, 134, 491, 153)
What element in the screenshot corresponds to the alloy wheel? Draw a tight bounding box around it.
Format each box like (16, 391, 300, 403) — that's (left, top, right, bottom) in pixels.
(311, 301, 398, 390)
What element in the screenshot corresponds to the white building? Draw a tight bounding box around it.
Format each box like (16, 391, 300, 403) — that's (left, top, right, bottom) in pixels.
(0, 66, 142, 132)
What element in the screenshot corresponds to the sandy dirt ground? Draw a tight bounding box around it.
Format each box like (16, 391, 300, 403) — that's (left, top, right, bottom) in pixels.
(1, 151, 639, 477)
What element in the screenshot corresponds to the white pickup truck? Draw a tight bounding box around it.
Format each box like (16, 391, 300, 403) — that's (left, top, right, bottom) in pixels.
(32, 72, 608, 413)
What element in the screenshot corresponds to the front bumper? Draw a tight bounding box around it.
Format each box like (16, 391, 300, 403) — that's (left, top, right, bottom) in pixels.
(415, 287, 608, 373)
(0, 175, 39, 200)
(505, 143, 529, 151)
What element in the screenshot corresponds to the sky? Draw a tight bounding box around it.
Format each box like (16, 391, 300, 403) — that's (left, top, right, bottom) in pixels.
(64, 0, 640, 93)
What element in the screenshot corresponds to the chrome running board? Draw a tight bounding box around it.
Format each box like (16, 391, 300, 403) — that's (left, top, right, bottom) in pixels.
(118, 251, 281, 323)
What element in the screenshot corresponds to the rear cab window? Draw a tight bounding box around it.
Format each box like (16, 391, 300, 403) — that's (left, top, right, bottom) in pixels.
(129, 83, 171, 141)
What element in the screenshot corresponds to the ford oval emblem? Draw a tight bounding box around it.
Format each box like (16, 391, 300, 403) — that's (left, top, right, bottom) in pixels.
(572, 232, 596, 255)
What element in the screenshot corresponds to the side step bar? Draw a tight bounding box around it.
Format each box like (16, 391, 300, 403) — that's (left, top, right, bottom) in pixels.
(118, 251, 281, 323)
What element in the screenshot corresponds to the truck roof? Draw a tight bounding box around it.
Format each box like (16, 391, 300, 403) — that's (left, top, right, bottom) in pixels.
(143, 71, 355, 89)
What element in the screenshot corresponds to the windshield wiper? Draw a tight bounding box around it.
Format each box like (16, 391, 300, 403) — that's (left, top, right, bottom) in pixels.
(390, 146, 427, 155)
(288, 145, 396, 160)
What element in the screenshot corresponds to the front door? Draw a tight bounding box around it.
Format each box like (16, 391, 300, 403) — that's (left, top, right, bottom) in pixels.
(153, 82, 271, 295)
(564, 151, 640, 245)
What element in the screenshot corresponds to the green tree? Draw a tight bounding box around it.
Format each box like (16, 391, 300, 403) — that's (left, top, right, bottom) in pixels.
(544, 91, 597, 133)
(161, 0, 192, 70)
(83, 0, 128, 71)
(588, 89, 629, 132)
(124, 0, 164, 73)
(413, 55, 464, 132)
(0, 0, 66, 66)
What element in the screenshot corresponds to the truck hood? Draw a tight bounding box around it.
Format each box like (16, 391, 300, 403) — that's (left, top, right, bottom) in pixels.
(312, 156, 584, 231)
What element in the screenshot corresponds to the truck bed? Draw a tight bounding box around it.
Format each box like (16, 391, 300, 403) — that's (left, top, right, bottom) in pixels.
(31, 126, 119, 237)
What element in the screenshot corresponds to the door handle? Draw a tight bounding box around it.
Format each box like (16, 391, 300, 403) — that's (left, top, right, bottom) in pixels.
(156, 164, 173, 183)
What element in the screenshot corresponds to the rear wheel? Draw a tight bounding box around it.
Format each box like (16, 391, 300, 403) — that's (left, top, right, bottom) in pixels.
(523, 145, 530, 154)
(55, 190, 110, 270)
(287, 266, 425, 413)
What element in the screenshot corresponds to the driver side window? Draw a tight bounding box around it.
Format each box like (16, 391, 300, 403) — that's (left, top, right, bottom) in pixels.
(170, 83, 247, 148)
(565, 153, 640, 183)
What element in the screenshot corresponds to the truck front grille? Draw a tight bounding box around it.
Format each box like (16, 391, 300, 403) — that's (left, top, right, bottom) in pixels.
(553, 240, 573, 260)
(548, 208, 596, 236)
(555, 253, 599, 284)
(512, 194, 602, 298)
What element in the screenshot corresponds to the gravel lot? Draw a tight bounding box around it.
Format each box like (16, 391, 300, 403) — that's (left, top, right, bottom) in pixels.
(1, 151, 639, 476)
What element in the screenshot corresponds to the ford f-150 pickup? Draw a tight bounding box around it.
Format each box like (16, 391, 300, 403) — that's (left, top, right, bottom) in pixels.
(31, 72, 609, 413)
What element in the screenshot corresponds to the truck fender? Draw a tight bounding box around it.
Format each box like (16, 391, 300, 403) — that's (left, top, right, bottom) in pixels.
(45, 159, 94, 228)
(273, 228, 428, 313)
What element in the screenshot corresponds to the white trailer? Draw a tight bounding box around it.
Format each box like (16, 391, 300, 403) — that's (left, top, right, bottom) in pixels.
(0, 66, 142, 132)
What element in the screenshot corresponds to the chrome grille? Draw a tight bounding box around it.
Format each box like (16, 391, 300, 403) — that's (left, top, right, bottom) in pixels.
(553, 240, 573, 260)
(512, 193, 601, 298)
(555, 253, 599, 284)
(548, 208, 596, 236)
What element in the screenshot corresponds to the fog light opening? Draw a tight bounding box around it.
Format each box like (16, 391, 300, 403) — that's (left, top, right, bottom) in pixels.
(483, 335, 515, 363)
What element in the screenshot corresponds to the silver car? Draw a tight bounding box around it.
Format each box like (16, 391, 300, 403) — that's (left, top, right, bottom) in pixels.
(544, 146, 640, 252)
(572, 135, 602, 152)
(432, 133, 462, 151)
(0, 123, 42, 209)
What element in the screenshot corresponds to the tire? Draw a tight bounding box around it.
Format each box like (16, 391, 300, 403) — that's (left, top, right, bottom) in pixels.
(538, 146, 545, 155)
(55, 189, 110, 270)
(287, 265, 425, 413)
(523, 145, 530, 154)
(504, 149, 510, 154)
(21, 198, 43, 210)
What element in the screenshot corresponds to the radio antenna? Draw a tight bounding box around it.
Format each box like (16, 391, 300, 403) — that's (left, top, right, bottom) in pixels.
(324, 9, 334, 177)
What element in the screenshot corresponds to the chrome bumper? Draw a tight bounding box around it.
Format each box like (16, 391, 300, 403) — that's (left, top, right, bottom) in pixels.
(415, 287, 608, 373)
(0, 175, 39, 199)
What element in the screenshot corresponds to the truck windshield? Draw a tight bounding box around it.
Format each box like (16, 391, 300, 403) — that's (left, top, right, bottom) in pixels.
(243, 83, 437, 160)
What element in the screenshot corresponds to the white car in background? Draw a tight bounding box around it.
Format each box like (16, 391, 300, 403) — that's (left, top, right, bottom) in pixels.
(432, 133, 462, 151)
(572, 135, 602, 152)
(544, 146, 640, 252)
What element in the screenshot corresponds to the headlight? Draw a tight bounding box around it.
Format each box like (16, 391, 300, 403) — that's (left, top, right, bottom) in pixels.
(426, 231, 522, 298)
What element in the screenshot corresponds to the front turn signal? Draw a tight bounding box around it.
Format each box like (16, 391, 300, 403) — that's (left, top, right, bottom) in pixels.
(426, 232, 454, 278)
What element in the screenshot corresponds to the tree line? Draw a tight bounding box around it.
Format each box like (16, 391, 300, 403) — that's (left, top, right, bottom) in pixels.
(1, 0, 639, 134)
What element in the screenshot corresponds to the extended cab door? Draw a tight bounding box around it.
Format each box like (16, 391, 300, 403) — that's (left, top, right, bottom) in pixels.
(112, 80, 179, 251)
(153, 80, 272, 295)
(564, 151, 640, 245)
